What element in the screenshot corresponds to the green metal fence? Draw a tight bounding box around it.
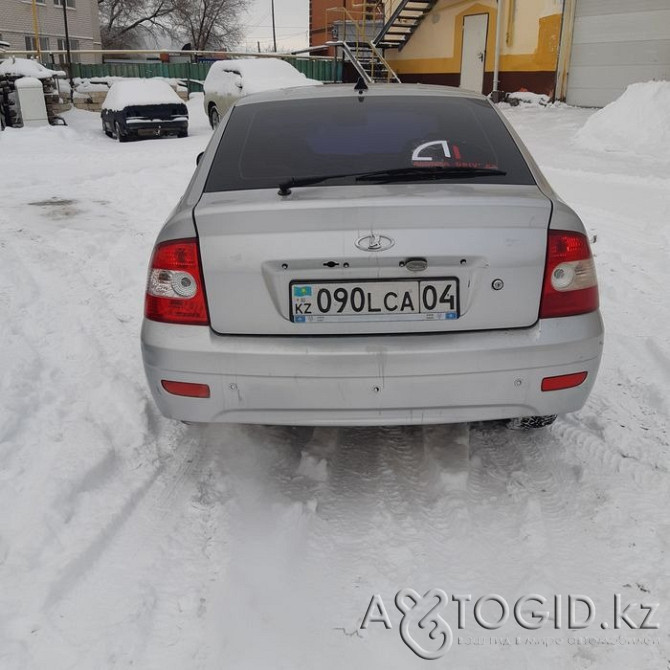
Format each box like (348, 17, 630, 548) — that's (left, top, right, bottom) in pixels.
(70, 57, 342, 90)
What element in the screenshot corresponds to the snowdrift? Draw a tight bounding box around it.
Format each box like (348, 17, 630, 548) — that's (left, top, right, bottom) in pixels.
(575, 80, 670, 158)
(0, 57, 64, 80)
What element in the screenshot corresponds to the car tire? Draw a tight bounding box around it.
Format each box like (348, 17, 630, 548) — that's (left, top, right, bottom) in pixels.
(209, 105, 220, 129)
(177, 129, 188, 138)
(507, 415, 557, 430)
(114, 121, 128, 143)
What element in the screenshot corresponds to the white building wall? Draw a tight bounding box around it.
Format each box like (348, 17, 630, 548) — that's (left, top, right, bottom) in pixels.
(566, 0, 670, 107)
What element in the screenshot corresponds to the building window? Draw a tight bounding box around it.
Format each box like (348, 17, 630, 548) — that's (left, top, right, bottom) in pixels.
(25, 36, 50, 52)
(54, 0, 76, 7)
(57, 38, 80, 62)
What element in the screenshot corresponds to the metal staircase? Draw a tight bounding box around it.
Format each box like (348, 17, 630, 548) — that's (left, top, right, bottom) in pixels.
(373, 0, 439, 51)
(328, 40, 401, 83)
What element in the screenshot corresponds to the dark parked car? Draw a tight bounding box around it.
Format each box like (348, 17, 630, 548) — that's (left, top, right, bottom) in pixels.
(101, 79, 188, 142)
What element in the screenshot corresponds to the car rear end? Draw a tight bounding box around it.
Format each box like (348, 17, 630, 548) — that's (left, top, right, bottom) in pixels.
(123, 103, 188, 138)
(141, 85, 603, 426)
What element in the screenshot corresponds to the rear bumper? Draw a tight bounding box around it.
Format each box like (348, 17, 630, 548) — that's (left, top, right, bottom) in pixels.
(141, 313, 604, 425)
(125, 119, 187, 136)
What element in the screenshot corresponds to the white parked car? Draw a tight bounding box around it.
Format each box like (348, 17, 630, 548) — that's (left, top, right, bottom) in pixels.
(142, 83, 604, 428)
(202, 57, 322, 128)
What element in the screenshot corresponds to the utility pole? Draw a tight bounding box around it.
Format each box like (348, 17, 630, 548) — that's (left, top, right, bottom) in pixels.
(60, 0, 75, 91)
(271, 0, 277, 52)
(31, 0, 42, 60)
(492, 0, 504, 102)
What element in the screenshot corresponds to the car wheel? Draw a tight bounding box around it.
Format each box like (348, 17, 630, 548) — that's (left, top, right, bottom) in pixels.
(114, 121, 128, 143)
(507, 415, 557, 430)
(209, 105, 220, 129)
(177, 129, 188, 138)
(102, 119, 112, 138)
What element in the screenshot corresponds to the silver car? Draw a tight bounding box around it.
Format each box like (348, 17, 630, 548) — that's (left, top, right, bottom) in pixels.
(142, 83, 604, 427)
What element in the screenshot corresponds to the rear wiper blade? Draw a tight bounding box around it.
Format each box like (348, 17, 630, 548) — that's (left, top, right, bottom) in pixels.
(278, 173, 356, 195)
(277, 166, 506, 195)
(355, 166, 507, 183)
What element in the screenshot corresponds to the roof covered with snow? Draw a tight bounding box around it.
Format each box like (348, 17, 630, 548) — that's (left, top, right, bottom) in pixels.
(204, 58, 322, 96)
(0, 57, 64, 80)
(102, 78, 184, 111)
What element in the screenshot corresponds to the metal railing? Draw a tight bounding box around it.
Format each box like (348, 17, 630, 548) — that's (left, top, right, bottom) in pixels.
(0, 50, 343, 86)
(292, 40, 399, 83)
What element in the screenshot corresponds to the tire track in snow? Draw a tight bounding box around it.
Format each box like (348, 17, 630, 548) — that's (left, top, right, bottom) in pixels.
(463, 422, 599, 594)
(201, 423, 479, 656)
(556, 414, 668, 485)
(19, 425, 232, 670)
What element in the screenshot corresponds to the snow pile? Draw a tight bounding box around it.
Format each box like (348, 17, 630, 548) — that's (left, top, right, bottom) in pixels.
(575, 80, 670, 157)
(507, 91, 550, 107)
(74, 76, 123, 89)
(14, 77, 43, 90)
(75, 77, 187, 97)
(102, 78, 183, 110)
(0, 57, 64, 80)
(75, 80, 110, 93)
(204, 58, 322, 97)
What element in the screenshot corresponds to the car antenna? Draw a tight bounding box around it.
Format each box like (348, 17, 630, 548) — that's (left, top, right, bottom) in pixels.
(354, 77, 368, 93)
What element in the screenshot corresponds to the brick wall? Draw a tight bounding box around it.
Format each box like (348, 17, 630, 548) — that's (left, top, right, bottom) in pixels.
(0, 0, 102, 64)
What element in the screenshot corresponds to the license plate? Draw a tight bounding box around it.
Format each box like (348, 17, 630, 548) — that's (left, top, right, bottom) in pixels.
(290, 279, 459, 323)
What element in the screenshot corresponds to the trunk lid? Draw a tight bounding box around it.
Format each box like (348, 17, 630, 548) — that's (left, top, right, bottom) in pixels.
(194, 184, 551, 335)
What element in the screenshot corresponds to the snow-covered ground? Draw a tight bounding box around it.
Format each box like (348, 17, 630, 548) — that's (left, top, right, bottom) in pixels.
(0, 93, 668, 669)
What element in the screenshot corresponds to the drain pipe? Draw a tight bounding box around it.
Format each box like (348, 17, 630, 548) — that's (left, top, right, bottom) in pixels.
(491, 0, 505, 102)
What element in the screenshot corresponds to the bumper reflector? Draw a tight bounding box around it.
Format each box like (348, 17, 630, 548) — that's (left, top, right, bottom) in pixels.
(161, 380, 211, 398)
(541, 371, 588, 392)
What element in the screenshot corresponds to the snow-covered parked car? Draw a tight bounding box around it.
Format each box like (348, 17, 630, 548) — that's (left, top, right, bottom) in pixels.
(141, 83, 604, 428)
(101, 79, 188, 142)
(203, 57, 322, 128)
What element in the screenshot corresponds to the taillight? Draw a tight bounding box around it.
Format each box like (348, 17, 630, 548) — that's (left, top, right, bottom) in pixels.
(541, 371, 588, 391)
(144, 238, 209, 325)
(161, 380, 211, 397)
(540, 230, 599, 319)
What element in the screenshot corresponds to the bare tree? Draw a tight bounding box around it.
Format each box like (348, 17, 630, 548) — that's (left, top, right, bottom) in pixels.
(172, 0, 248, 51)
(98, 0, 179, 49)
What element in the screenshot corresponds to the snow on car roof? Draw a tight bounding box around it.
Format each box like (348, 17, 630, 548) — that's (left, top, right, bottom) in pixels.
(102, 78, 183, 111)
(0, 57, 64, 80)
(204, 58, 322, 96)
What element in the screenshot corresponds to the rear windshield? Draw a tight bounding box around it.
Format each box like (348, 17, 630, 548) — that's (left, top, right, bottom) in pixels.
(204, 94, 535, 192)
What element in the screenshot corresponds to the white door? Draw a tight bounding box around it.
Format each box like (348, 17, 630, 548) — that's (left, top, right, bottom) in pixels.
(461, 14, 489, 93)
(460, 14, 488, 93)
